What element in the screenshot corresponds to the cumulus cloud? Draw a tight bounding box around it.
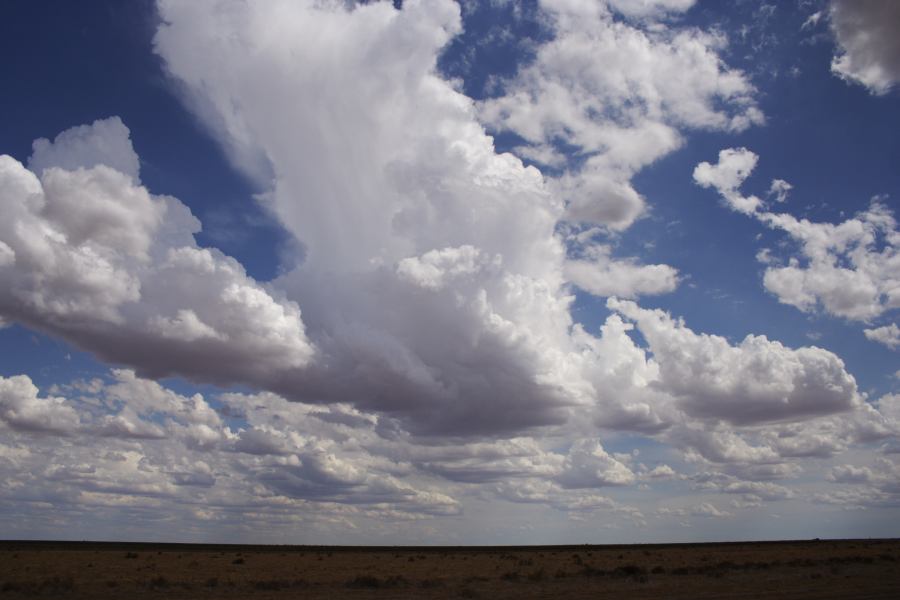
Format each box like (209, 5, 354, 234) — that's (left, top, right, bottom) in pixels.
(695, 148, 900, 322)
(758, 203, 900, 321)
(479, 0, 762, 230)
(0, 374, 80, 434)
(564, 245, 679, 298)
(864, 322, 900, 349)
(824, 457, 900, 508)
(692, 147, 762, 214)
(609, 299, 860, 425)
(28, 116, 141, 183)
(0, 119, 316, 388)
(829, 0, 900, 94)
(555, 439, 635, 488)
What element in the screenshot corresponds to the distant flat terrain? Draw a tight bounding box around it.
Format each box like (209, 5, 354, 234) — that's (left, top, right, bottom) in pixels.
(1, 539, 898, 599)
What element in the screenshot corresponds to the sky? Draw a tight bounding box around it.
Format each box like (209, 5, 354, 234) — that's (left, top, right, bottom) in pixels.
(0, 0, 898, 545)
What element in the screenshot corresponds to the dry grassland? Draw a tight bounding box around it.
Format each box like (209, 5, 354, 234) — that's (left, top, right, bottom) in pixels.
(1, 539, 898, 599)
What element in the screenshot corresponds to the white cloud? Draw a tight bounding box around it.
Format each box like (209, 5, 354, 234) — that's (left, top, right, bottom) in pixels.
(479, 0, 762, 230)
(864, 322, 900, 349)
(768, 178, 793, 203)
(150, 0, 593, 436)
(555, 439, 636, 488)
(690, 502, 730, 518)
(692, 147, 762, 214)
(609, 299, 860, 425)
(564, 245, 679, 298)
(0, 374, 80, 434)
(758, 202, 900, 321)
(28, 116, 141, 183)
(644, 464, 676, 479)
(695, 148, 900, 322)
(605, 0, 696, 20)
(829, 0, 900, 95)
(0, 121, 316, 389)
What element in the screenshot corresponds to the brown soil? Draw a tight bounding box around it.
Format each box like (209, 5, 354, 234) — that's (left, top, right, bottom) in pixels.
(1, 539, 898, 599)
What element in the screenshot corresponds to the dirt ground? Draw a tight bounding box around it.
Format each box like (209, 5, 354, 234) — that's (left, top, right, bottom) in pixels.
(1, 539, 898, 599)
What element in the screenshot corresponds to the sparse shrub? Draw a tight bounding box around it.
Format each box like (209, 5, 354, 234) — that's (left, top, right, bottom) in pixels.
(40, 576, 75, 592)
(253, 579, 289, 591)
(608, 564, 648, 582)
(232, 557, 245, 565)
(124, 552, 139, 559)
(419, 578, 444, 589)
(148, 576, 169, 588)
(579, 565, 607, 577)
(500, 571, 520, 581)
(345, 575, 382, 589)
(345, 574, 407, 589)
(383, 575, 408, 588)
(458, 587, 479, 598)
(554, 569, 567, 578)
(651, 565, 665, 574)
(527, 569, 545, 582)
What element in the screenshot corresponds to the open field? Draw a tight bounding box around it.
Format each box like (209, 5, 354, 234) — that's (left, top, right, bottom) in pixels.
(1, 539, 898, 599)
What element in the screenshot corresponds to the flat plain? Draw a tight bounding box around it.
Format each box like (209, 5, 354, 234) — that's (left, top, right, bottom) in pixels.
(1, 539, 898, 599)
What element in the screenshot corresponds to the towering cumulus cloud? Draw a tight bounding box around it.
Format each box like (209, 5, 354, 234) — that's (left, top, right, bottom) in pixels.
(153, 0, 579, 435)
(0, 0, 864, 442)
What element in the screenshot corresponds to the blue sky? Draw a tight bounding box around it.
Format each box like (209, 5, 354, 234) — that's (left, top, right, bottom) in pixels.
(0, 0, 898, 544)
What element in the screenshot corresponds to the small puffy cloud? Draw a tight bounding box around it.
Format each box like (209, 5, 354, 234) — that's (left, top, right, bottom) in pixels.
(768, 179, 793, 203)
(643, 464, 676, 479)
(690, 502, 730, 518)
(829, 0, 900, 94)
(556, 439, 636, 488)
(692, 147, 762, 214)
(864, 323, 900, 350)
(829, 464, 874, 484)
(565, 245, 679, 298)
